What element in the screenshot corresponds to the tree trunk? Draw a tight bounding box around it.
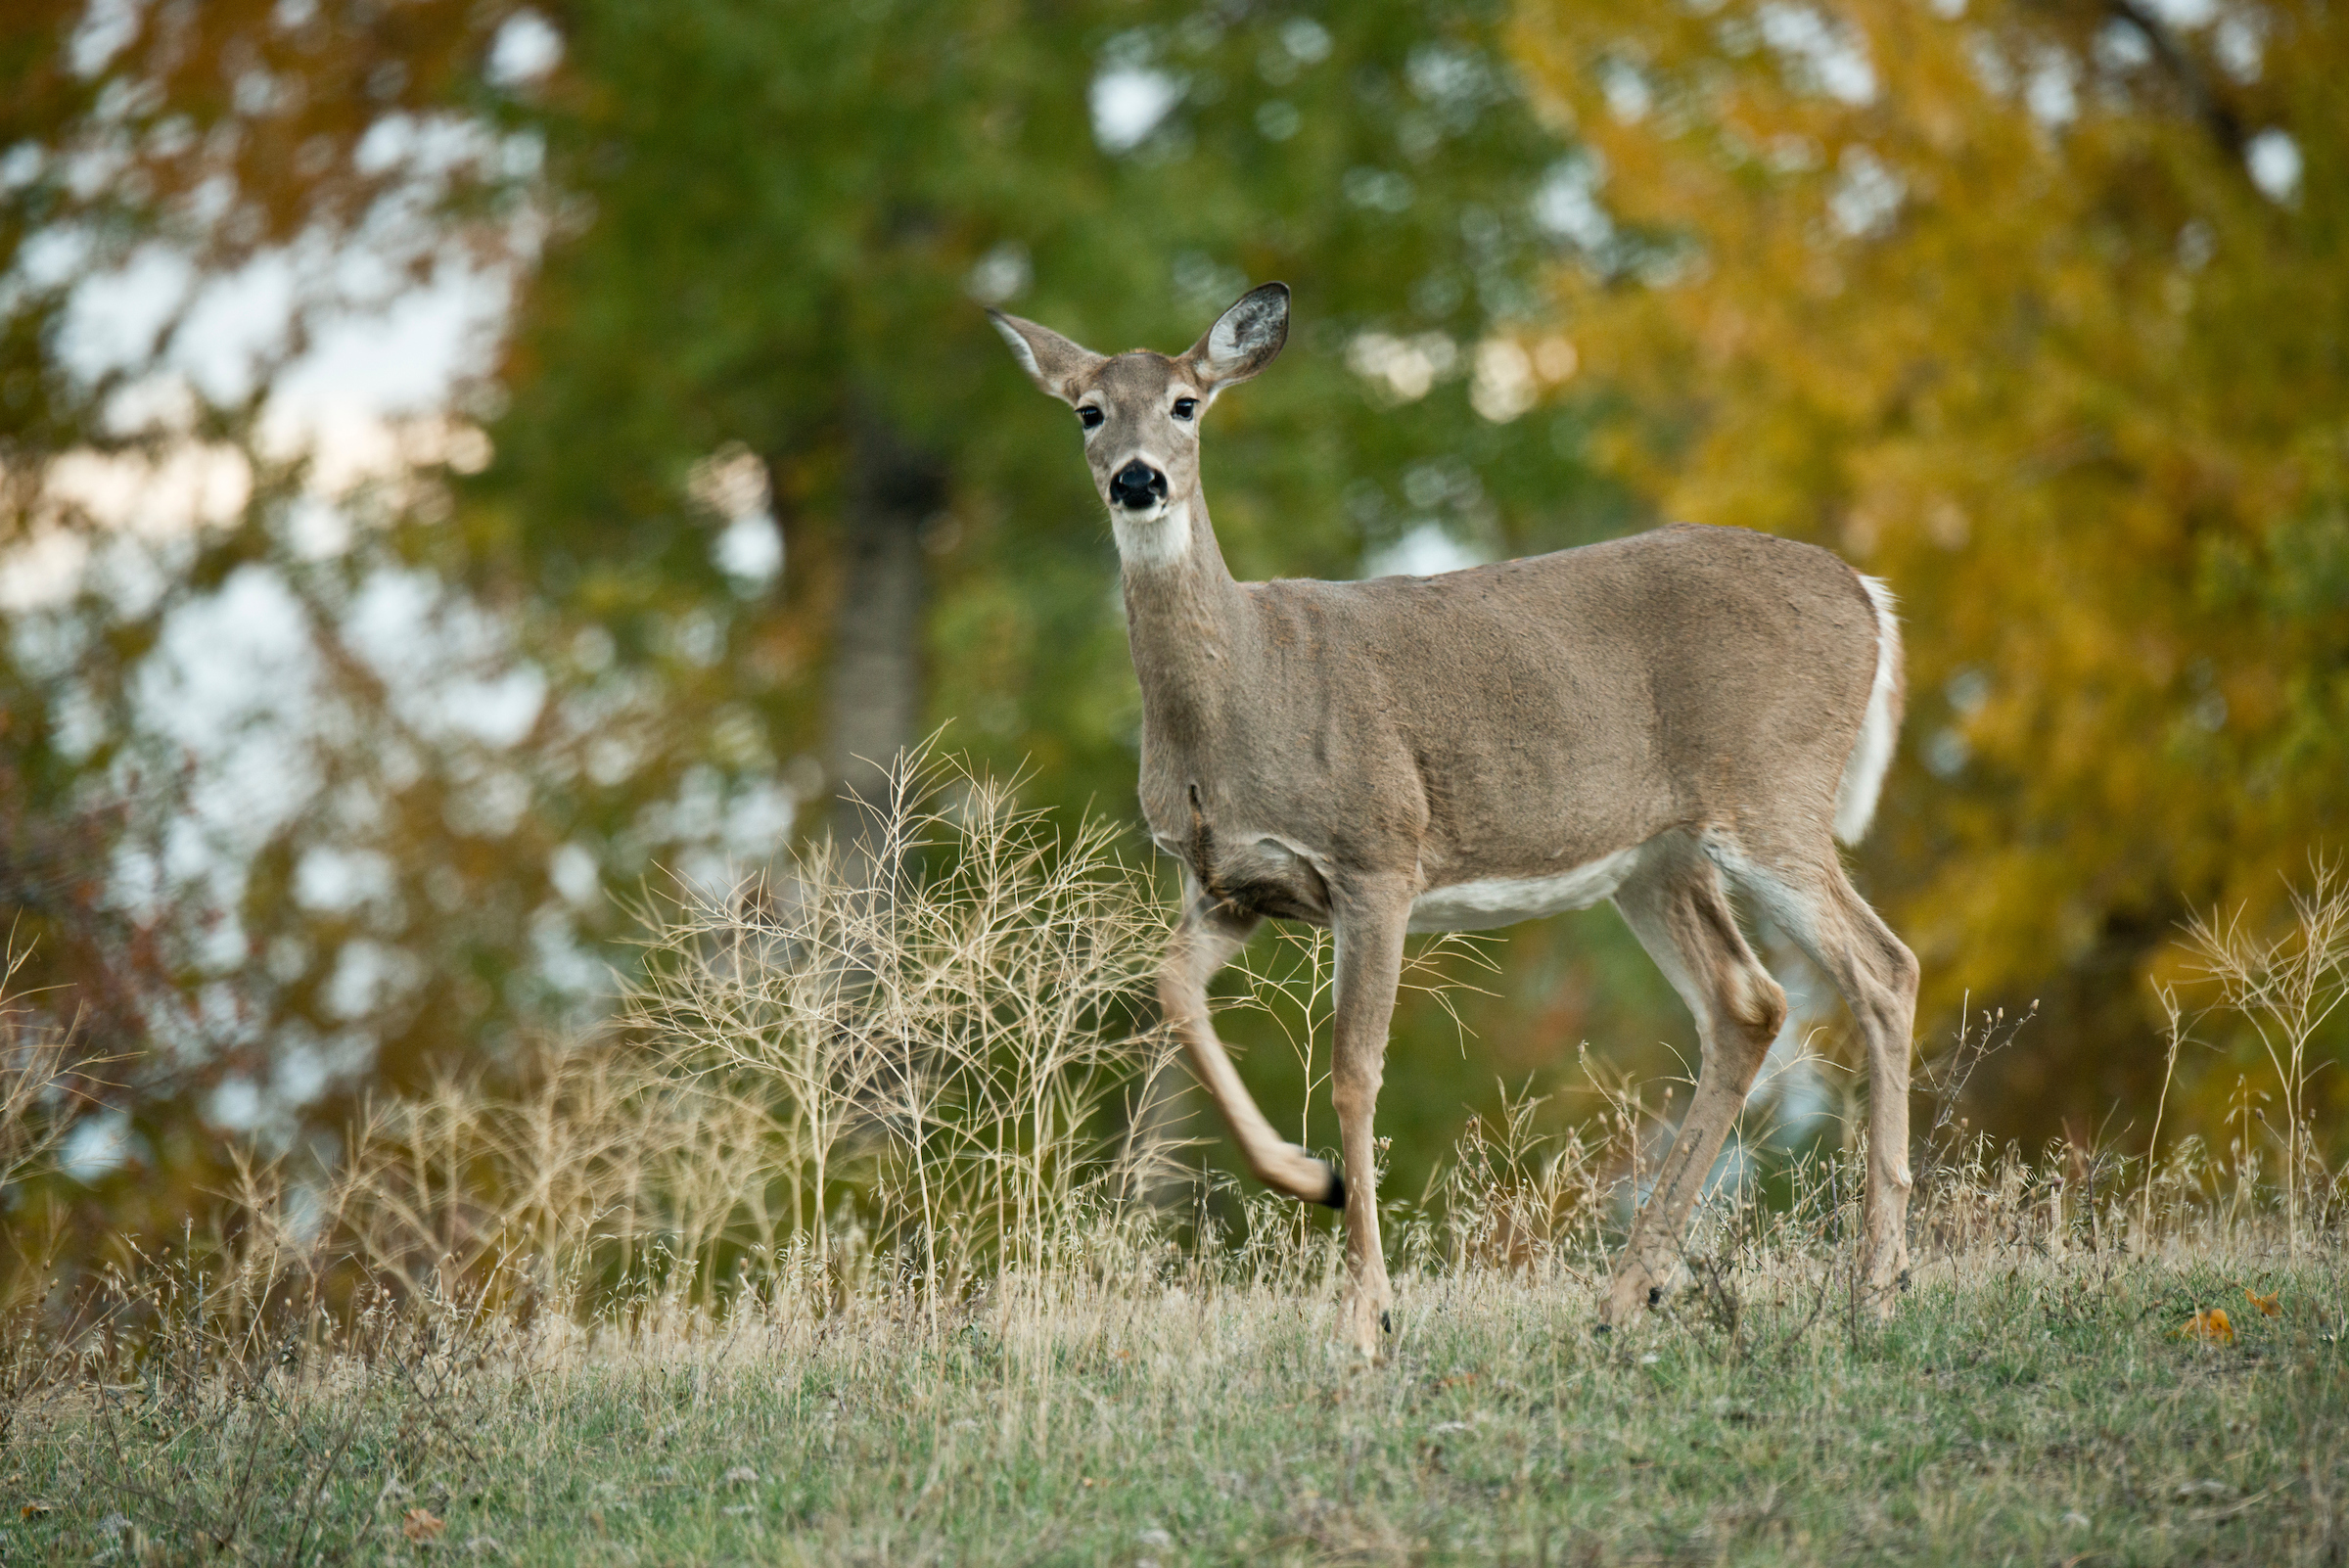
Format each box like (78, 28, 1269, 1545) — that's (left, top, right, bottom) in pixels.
(826, 414, 945, 852)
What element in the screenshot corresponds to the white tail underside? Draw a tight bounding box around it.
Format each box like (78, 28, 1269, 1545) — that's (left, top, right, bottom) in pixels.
(1832, 575, 1902, 846)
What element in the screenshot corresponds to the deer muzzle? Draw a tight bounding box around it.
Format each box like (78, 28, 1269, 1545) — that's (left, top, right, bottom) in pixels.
(1111, 459, 1169, 511)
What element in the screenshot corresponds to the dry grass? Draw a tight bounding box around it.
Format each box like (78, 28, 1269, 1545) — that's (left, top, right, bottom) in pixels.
(0, 762, 2344, 1564)
(9, 1187, 2342, 1566)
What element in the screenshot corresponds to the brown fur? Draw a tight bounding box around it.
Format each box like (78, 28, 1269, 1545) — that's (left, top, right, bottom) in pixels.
(993, 286, 1920, 1356)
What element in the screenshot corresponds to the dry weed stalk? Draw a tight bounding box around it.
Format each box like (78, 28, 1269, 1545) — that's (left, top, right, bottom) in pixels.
(1221, 922, 1496, 1258)
(0, 939, 101, 1440)
(1415, 1080, 1613, 1276)
(1909, 995, 2034, 1246)
(0, 936, 106, 1196)
(629, 751, 1176, 1294)
(2142, 981, 2188, 1245)
(2179, 857, 2349, 1255)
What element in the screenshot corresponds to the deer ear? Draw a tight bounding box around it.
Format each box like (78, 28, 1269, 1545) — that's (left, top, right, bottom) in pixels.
(989, 310, 1105, 405)
(1184, 282, 1290, 391)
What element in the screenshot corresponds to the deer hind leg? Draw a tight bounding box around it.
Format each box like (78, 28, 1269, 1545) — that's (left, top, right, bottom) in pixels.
(1328, 878, 1411, 1360)
(1602, 839, 1788, 1327)
(1735, 853, 1919, 1312)
(1158, 882, 1342, 1207)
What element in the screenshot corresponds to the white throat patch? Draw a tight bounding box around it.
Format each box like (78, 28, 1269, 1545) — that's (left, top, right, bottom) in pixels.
(1112, 498, 1190, 570)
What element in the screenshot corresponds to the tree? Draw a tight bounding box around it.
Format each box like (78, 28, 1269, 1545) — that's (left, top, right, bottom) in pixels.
(478, 0, 1617, 825)
(473, 0, 1663, 1179)
(4, 0, 1650, 1227)
(0, 0, 571, 1241)
(2, 0, 521, 524)
(1515, 0, 2348, 1138)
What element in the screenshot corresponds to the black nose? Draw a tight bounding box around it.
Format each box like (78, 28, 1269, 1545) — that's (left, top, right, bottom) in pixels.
(1110, 460, 1168, 510)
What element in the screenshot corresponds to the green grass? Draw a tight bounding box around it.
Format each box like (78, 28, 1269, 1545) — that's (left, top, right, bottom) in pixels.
(14, 1247, 2346, 1566)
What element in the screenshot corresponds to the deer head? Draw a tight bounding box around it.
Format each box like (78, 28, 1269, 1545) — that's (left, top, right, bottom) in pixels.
(989, 283, 1289, 566)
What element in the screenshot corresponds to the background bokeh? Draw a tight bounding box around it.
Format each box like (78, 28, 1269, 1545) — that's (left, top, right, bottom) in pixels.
(2, 0, 2341, 1253)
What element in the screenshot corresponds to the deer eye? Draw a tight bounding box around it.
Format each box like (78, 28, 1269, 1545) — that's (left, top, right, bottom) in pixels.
(1078, 406, 1104, 431)
(1172, 397, 1198, 421)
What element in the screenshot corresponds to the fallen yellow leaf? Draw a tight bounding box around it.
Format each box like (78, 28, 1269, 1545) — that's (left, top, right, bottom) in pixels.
(401, 1507, 446, 1543)
(2244, 1288, 2280, 1317)
(2179, 1308, 2234, 1344)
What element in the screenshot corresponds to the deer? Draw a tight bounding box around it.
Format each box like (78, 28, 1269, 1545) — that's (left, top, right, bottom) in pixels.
(990, 282, 1917, 1359)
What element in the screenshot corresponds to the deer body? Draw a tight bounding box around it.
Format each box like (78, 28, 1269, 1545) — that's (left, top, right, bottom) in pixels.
(994, 285, 1918, 1356)
(1133, 519, 1881, 925)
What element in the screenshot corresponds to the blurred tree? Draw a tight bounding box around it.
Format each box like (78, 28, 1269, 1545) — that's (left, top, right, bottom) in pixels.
(474, 0, 1670, 1177)
(3, 0, 1664, 1234)
(2, 0, 521, 527)
(1514, 0, 2348, 1140)
(477, 0, 1627, 825)
(0, 0, 563, 1243)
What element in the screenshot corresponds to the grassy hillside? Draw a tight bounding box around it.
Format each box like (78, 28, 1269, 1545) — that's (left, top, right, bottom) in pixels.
(10, 1229, 2344, 1566)
(6, 772, 2344, 1565)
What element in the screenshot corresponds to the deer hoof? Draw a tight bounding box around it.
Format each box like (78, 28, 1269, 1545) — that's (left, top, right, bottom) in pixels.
(1314, 1164, 1347, 1211)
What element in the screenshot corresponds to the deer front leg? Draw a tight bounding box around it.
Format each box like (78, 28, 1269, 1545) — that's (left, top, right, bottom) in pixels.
(1330, 880, 1411, 1361)
(1159, 888, 1343, 1206)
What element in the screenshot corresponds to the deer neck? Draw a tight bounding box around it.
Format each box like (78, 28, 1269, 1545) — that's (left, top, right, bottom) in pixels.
(1118, 493, 1252, 748)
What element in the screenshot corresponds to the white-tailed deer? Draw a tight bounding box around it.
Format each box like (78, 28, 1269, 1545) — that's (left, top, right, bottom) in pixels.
(992, 283, 1917, 1356)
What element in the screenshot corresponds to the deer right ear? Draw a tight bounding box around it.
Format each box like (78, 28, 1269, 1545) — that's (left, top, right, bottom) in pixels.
(989, 310, 1105, 405)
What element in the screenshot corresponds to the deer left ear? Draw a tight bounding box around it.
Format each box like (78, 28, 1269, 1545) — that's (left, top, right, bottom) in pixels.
(1183, 282, 1289, 392)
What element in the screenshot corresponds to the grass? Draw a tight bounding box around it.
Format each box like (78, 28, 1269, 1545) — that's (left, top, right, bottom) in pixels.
(8, 1240, 2344, 1565)
(3, 761, 2345, 1565)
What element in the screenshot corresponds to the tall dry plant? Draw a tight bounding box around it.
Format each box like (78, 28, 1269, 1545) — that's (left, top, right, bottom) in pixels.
(2178, 858, 2349, 1254)
(1217, 922, 1497, 1259)
(1409, 1073, 1623, 1278)
(0, 939, 107, 1435)
(0, 940, 89, 1199)
(87, 755, 1178, 1332)
(627, 751, 1177, 1294)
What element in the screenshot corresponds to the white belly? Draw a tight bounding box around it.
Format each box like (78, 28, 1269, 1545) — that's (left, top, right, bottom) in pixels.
(1407, 847, 1641, 933)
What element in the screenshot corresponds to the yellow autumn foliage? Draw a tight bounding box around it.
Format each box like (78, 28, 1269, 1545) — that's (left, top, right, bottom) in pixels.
(1514, 0, 2347, 1132)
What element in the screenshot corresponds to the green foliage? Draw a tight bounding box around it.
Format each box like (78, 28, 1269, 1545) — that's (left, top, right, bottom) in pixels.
(2, 0, 1663, 1236)
(480, 0, 1619, 811)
